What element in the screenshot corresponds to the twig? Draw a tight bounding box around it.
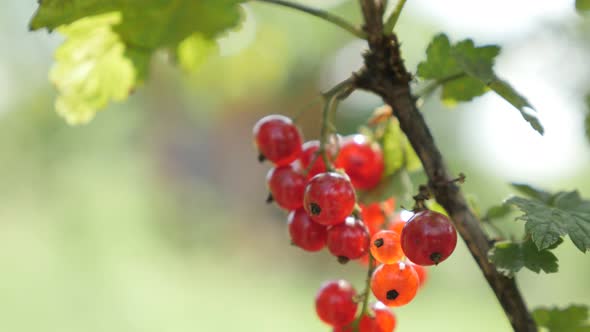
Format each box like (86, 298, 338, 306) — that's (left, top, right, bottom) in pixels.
(254, 0, 366, 38)
(383, 0, 407, 32)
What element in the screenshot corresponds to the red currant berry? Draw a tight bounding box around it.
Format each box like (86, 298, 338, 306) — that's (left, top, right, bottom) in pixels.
(388, 219, 406, 236)
(327, 218, 370, 262)
(410, 263, 428, 287)
(401, 210, 457, 266)
(253, 115, 302, 166)
(359, 301, 397, 332)
(266, 164, 306, 210)
(370, 262, 419, 307)
(315, 280, 358, 327)
(288, 208, 327, 252)
(303, 172, 356, 226)
(335, 135, 384, 190)
(370, 230, 404, 264)
(299, 140, 334, 179)
(360, 203, 386, 235)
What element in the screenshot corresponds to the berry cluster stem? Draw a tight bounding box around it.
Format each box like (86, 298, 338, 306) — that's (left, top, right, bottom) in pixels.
(318, 78, 356, 171)
(359, 254, 375, 317)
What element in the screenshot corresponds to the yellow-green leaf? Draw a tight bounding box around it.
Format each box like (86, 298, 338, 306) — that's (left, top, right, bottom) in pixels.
(50, 13, 137, 124)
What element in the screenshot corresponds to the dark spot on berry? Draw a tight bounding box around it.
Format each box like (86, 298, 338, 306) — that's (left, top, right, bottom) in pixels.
(430, 252, 442, 264)
(258, 153, 266, 162)
(386, 289, 399, 300)
(374, 238, 384, 248)
(337, 256, 350, 264)
(310, 203, 321, 215)
(266, 193, 274, 203)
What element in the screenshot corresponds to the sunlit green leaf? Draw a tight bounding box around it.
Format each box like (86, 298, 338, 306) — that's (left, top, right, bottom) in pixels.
(30, 0, 245, 123)
(488, 239, 558, 276)
(50, 13, 138, 124)
(533, 305, 590, 332)
(488, 79, 544, 134)
(507, 190, 590, 252)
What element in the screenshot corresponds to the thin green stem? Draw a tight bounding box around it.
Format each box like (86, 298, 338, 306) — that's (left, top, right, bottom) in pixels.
(350, 254, 375, 331)
(318, 77, 356, 171)
(383, 0, 407, 32)
(254, 0, 366, 39)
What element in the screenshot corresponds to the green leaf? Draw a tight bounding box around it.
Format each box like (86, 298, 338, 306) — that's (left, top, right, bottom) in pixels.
(507, 190, 590, 252)
(488, 239, 558, 276)
(50, 13, 139, 124)
(451, 39, 500, 83)
(176, 33, 218, 73)
(30, 0, 245, 123)
(483, 203, 512, 221)
(416, 33, 543, 135)
(533, 305, 590, 332)
(416, 34, 460, 79)
(576, 0, 590, 12)
(380, 118, 421, 176)
(511, 183, 552, 203)
(488, 79, 544, 135)
(441, 76, 489, 103)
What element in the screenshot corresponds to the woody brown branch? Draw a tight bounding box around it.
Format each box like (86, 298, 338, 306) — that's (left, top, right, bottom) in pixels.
(354, 1, 537, 331)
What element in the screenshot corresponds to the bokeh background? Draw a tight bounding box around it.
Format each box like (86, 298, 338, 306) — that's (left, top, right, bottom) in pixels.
(1, 1, 589, 331)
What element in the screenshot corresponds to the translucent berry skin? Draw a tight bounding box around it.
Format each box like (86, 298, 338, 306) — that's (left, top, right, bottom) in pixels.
(299, 140, 333, 179)
(401, 210, 457, 266)
(253, 115, 302, 166)
(359, 302, 397, 332)
(315, 280, 358, 327)
(303, 172, 356, 226)
(411, 263, 428, 287)
(370, 230, 404, 264)
(335, 135, 384, 190)
(288, 208, 327, 252)
(266, 165, 306, 210)
(360, 203, 386, 235)
(370, 262, 419, 307)
(327, 218, 370, 261)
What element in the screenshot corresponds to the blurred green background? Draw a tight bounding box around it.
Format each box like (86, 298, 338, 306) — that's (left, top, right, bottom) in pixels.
(1, 1, 589, 331)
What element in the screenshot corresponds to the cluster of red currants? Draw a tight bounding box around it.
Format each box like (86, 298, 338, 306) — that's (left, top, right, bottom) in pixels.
(253, 114, 458, 331)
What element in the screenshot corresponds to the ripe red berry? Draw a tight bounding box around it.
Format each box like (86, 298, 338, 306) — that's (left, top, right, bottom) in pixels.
(327, 218, 370, 262)
(401, 210, 457, 266)
(410, 263, 428, 287)
(359, 301, 397, 332)
(266, 164, 306, 210)
(370, 262, 419, 307)
(303, 172, 356, 226)
(360, 203, 386, 235)
(335, 135, 384, 190)
(315, 280, 358, 327)
(253, 115, 302, 166)
(288, 208, 327, 252)
(370, 230, 404, 264)
(299, 140, 334, 179)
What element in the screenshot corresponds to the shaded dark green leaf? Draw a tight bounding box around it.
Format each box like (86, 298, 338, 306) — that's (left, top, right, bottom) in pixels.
(507, 190, 590, 252)
(533, 305, 590, 332)
(488, 239, 558, 276)
(483, 203, 512, 221)
(511, 183, 552, 203)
